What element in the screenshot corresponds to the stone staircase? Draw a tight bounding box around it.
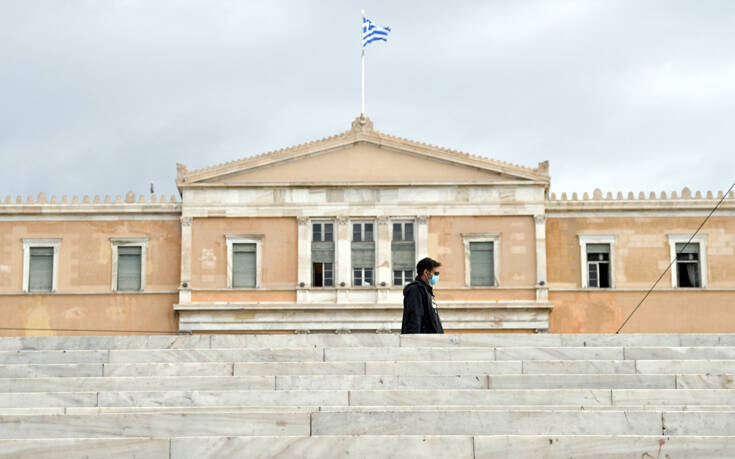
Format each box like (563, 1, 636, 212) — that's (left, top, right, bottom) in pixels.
(1, 333, 735, 458)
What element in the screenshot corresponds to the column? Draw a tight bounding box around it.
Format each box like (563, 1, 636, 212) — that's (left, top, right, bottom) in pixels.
(534, 214, 549, 301)
(375, 216, 391, 286)
(336, 216, 351, 287)
(297, 217, 311, 288)
(178, 216, 193, 305)
(416, 215, 429, 260)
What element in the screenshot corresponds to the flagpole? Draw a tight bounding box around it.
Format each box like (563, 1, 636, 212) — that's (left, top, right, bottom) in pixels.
(361, 9, 365, 117)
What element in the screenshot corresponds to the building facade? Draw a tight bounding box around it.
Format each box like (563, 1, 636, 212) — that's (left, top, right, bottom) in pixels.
(1, 117, 733, 335)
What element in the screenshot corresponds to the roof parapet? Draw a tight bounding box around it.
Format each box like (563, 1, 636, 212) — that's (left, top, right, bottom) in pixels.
(3, 192, 180, 206)
(548, 187, 734, 202)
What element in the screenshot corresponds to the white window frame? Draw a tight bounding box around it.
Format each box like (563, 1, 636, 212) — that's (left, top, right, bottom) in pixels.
(668, 233, 707, 288)
(462, 232, 501, 287)
(22, 238, 61, 293)
(110, 237, 148, 292)
(578, 234, 617, 289)
(391, 220, 415, 242)
(391, 218, 417, 286)
(351, 221, 375, 242)
(353, 267, 375, 287)
(312, 221, 334, 242)
(310, 219, 337, 288)
(350, 219, 377, 288)
(226, 234, 263, 289)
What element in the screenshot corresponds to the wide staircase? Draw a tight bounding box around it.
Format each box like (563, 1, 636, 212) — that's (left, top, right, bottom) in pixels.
(1, 333, 735, 458)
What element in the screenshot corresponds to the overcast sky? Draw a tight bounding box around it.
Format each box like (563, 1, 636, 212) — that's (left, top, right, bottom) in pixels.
(1, 0, 733, 200)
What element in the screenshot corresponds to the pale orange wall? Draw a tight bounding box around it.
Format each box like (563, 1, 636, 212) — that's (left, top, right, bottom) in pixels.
(549, 290, 735, 333)
(0, 293, 178, 336)
(546, 216, 735, 288)
(191, 290, 296, 303)
(220, 143, 510, 184)
(429, 216, 537, 289)
(437, 288, 536, 301)
(0, 220, 181, 293)
(191, 217, 297, 291)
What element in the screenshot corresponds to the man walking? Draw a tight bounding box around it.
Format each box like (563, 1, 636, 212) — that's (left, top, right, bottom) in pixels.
(401, 257, 444, 334)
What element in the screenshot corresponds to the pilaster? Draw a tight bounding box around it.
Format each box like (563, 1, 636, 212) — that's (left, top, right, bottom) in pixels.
(534, 214, 548, 301)
(178, 216, 193, 305)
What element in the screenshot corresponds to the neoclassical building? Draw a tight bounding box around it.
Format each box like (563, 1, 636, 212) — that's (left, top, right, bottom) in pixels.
(1, 117, 733, 335)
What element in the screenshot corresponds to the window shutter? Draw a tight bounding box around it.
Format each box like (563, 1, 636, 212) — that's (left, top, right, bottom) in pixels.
(351, 241, 375, 268)
(470, 241, 494, 286)
(586, 243, 610, 254)
(391, 241, 415, 270)
(29, 247, 53, 292)
(311, 241, 335, 263)
(233, 243, 256, 288)
(117, 246, 142, 291)
(676, 242, 699, 254)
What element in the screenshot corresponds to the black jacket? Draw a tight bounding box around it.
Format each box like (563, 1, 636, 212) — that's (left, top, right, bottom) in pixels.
(401, 277, 444, 334)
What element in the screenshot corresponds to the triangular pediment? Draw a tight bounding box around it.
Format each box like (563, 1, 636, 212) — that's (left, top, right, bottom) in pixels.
(177, 117, 549, 187)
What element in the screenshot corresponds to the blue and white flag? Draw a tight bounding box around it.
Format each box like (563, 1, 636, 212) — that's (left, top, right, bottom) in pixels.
(362, 17, 390, 47)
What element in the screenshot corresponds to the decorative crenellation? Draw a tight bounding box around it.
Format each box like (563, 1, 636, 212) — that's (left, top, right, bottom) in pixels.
(548, 187, 735, 202)
(2, 192, 180, 206)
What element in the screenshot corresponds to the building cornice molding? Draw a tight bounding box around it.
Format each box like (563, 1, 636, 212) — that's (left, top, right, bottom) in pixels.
(177, 116, 550, 188)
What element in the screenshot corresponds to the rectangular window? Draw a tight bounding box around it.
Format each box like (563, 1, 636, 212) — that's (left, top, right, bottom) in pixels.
(313, 262, 334, 287)
(352, 221, 375, 286)
(353, 267, 374, 287)
(393, 269, 413, 286)
(586, 243, 610, 288)
(232, 243, 257, 288)
(352, 222, 374, 242)
(312, 222, 335, 287)
(470, 241, 495, 286)
(117, 246, 142, 291)
(392, 221, 416, 286)
(313, 223, 333, 242)
(28, 247, 53, 292)
(676, 242, 701, 288)
(392, 222, 414, 242)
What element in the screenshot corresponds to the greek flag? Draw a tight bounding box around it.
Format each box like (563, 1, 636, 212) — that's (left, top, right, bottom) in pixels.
(362, 17, 390, 47)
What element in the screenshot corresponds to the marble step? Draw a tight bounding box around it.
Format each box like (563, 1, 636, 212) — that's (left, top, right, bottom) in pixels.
(0, 364, 105, 378)
(3, 373, 720, 392)
(677, 374, 735, 389)
(350, 388, 735, 407)
(0, 438, 170, 459)
(210, 334, 400, 348)
(5, 359, 735, 378)
(98, 390, 348, 408)
(5, 388, 735, 409)
(625, 346, 735, 360)
(473, 435, 735, 458)
(402, 333, 678, 347)
(326, 346, 625, 361)
(0, 335, 211, 351)
(4, 346, 735, 365)
(486, 374, 677, 389)
(4, 434, 733, 459)
(403, 334, 735, 348)
(0, 412, 310, 439)
(108, 348, 325, 363)
(0, 376, 275, 393)
(58, 404, 735, 416)
(310, 409, 667, 435)
(274, 375, 488, 390)
(0, 334, 400, 351)
(3, 334, 735, 352)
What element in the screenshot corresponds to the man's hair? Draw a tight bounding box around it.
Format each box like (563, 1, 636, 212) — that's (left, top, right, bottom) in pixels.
(416, 257, 441, 277)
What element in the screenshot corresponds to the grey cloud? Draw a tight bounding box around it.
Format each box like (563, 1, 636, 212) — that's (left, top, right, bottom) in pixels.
(0, 0, 733, 199)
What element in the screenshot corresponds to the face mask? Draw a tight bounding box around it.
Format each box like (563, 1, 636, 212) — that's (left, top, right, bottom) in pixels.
(429, 274, 439, 286)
